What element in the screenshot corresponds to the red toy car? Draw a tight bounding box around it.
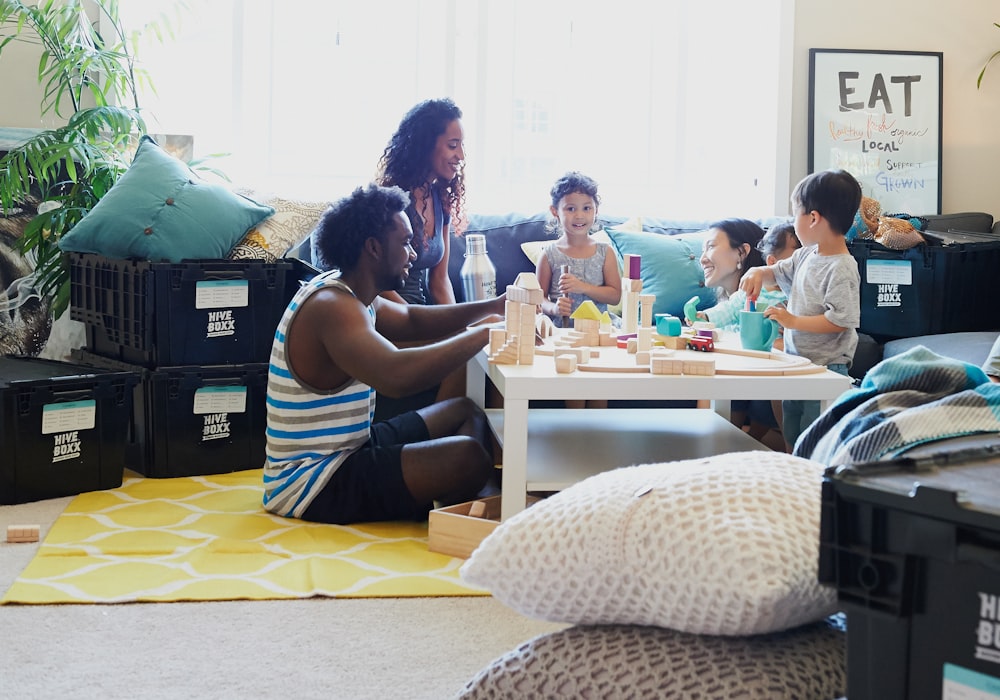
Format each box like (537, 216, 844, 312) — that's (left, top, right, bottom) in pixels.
(686, 336, 715, 352)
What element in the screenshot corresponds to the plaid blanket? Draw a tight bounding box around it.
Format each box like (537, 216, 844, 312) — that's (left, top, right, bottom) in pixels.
(796, 346, 1000, 466)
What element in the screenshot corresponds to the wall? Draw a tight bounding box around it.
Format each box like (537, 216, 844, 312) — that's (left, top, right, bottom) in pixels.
(793, 0, 1000, 217)
(4, 2, 1000, 217)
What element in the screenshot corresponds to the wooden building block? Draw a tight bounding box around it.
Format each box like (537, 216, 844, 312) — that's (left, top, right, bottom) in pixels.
(638, 327, 653, 351)
(682, 358, 716, 376)
(536, 314, 555, 339)
(6, 524, 40, 543)
(489, 342, 519, 365)
(658, 335, 690, 350)
(555, 354, 578, 373)
(467, 500, 487, 518)
(624, 254, 641, 280)
(639, 295, 655, 328)
(651, 358, 684, 375)
(489, 328, 507, 355)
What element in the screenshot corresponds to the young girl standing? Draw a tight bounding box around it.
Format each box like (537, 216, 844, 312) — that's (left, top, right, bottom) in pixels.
(536, 172, 621, 410)
(536, 172, 621, 328)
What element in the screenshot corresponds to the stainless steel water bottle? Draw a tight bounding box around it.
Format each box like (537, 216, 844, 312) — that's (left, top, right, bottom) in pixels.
(460, 234, 497, 301)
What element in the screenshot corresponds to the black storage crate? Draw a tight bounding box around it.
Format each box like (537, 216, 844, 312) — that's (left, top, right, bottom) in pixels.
(0, 356, 140, 504)
(849, 230, 1000, 341)
(68, 253, 315, 367)
(819, 446, 1000, 700)
(134, 363, 269, 478)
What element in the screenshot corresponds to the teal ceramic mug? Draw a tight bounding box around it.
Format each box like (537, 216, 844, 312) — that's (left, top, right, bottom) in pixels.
(739, 310, 780, 351)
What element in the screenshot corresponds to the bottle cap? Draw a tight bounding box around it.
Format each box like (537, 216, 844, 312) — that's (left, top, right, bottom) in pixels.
(466, 234, 487, 255)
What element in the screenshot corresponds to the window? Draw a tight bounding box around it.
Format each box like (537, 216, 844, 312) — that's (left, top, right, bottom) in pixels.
(126, 0, 791, 218)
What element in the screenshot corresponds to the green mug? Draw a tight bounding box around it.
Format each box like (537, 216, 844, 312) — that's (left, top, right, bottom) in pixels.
(739, 310, 780, 352)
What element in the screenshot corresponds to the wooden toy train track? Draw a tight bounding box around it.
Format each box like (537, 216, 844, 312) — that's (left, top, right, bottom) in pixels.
(540, 340, 826, 376)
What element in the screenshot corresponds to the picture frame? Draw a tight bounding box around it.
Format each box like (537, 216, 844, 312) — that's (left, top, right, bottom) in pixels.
(808, 49, 943, 214)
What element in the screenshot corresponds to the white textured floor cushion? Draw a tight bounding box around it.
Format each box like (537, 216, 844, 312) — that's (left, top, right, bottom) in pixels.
(455, 617, 847, 699)
(460, 451, 837, 635)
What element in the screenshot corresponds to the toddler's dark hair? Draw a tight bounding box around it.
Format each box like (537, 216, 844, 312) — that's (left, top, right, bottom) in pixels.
(791, 169, 862, 235)
(758, 220, 800, 259)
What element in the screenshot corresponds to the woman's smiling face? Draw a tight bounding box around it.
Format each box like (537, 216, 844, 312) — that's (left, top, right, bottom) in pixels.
(431, 119, 465, 182)
(699, 227, 743, 293)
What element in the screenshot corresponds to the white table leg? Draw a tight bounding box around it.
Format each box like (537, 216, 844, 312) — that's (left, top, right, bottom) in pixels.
(467, 355, 486, 409)
(499, 397, 530, 522)
(710, 398, 732, 422)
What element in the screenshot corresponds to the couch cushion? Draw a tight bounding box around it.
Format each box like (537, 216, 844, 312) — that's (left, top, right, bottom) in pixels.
(451, 213, 550, 301)
(59, 136, 274, 262)
(605, 226, 715, 319)
(460, 451, 837, 636)
(457, 617, 847, 700)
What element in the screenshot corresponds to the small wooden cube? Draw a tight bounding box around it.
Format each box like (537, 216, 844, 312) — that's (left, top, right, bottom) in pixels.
(555, 354, 578, 373)
(6, 524, 40, 544)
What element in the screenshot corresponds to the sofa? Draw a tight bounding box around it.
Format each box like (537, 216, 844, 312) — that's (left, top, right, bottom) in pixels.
(448, 209, 1000, 378)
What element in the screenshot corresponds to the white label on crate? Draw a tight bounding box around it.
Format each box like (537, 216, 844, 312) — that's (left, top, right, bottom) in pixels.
(193, 386, 247, 415)
(41, 400, 96, 435)
(866, 258, 913, 285)
(195, 280, 250, 309)
(943, 663, 1000, 699)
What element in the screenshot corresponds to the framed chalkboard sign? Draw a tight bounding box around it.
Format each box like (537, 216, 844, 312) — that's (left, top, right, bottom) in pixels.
(808, 49, 943, 215)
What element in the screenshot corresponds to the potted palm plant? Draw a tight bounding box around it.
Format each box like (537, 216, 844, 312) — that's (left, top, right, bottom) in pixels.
(0, 0, 180, 319)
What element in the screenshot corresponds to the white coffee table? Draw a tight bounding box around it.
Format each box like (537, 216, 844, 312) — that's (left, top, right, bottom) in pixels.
(467, 342, 853, 521)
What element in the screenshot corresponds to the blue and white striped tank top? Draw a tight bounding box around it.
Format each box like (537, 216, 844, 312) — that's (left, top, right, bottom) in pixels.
(263, 271, 376, 517)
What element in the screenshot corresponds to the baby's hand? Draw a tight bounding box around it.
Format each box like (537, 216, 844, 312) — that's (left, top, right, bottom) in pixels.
(763, 302, 791, 328)
(683, 311, 707, 327)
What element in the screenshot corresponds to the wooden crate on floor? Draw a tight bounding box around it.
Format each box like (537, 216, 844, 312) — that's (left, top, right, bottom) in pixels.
(429, 495, 538, 559)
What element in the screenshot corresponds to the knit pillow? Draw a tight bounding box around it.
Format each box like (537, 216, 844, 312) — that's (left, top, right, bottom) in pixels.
(460, 451, 837, 636)
(457, 617, 847, 699)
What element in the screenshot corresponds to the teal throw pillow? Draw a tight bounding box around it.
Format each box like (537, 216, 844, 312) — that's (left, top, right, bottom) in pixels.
(605, 227, 715, 319)
(59, 136, 274, 262)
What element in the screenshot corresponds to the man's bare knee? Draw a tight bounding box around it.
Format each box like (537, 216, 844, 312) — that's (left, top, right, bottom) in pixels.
(420, 396, 486, 439)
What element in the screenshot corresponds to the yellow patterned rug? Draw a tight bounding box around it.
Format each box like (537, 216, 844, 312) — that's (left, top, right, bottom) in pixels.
(2, 469, 487, 604)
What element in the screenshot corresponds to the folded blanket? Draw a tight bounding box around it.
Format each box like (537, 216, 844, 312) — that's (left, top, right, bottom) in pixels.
(796, 346, 1000, 466)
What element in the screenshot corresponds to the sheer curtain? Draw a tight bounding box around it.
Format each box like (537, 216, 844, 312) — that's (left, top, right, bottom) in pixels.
(125, 0, 792, 218)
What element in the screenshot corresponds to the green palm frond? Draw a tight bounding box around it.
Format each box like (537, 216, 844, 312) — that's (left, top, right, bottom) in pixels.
(0, 0, 183, 317)
(978, 23, 1000, 89)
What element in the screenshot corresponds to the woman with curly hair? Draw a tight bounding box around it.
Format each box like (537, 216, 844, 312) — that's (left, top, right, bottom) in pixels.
(373, 98, 469, 416)
(376, 97, 466, 307)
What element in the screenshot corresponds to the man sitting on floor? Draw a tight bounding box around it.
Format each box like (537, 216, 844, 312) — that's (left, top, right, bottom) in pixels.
(264, 183, 506, 524)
